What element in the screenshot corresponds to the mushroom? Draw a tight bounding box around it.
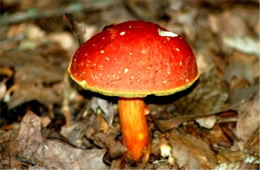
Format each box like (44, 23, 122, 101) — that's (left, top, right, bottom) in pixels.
(68, 21, 199, 161)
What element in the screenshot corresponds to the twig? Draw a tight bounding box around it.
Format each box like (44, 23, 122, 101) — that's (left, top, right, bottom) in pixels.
(64, 13, 88, 45)
(62, 73, 71, 126)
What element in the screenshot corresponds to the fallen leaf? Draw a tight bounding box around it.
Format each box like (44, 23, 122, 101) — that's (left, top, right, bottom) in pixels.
(216, 149, 245, 164)
(224, 52, 256, 85)
(123, 0, 169, 21)
(88, 97, 115, 126)
(60, 112, 108, 148)
(209, 11, 247, 37)
(229, 85, 259, 109)
(245, 129, 259, 156)
(235, 88, 259, 150)
(2, 111, 107, 169)
(0, 47, 69, 108)
(169, 129, 217, 169)
(60, 121, 88, 147)
(93, 132, 126, 159)
(155, 67, 228, 131)
(223, 36, 259, 55)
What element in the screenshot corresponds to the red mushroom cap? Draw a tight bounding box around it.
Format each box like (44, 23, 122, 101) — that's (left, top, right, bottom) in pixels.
(68, 21, 199, 97)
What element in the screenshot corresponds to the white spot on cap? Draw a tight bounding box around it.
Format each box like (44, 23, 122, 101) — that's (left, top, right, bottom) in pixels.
(130, 76, 134, 80)
(93, 63, 96, 66)
(99, 73, 102, 76)
(92, 44, 96, 46)
(124, 68, 129, 73)
(84, 53, 88, 57)
(105, 57, 110, 61)
(100, 50, 104, 54)
(82, 71, 86, 75)
(99, 65, 104, 70)
(129, 25, 132, 28)
(163, 80, 167, 84)
(87, 60, 91, 63)
(141, 50, 147, 54)
(167, 71, 171, 75)
(91, 73, 96, 80)
(112, 74, 116, 78)
(186, 79, 189, 83)
(102, 37, 105, 40)
(176, 48, 180, 52)
(120, 31, 125, 36)
(165, 62, 169, 66)
(179, 61, 183, 66)
(129, 52, 133, 56)
(158, 29, 178, 37)
(147, 67, 151, 70)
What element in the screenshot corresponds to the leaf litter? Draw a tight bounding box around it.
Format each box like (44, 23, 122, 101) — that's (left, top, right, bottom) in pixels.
(1, 111, 107, 169)
(0, 0, 259, 169)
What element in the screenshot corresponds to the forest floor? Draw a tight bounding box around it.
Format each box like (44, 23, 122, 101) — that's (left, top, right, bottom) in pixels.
(0, 0, 259, 169)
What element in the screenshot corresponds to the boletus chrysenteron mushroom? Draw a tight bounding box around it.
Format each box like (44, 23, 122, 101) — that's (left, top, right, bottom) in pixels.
(68, 21, 199, 161)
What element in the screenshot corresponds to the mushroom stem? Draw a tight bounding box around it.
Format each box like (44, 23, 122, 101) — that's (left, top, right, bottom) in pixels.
(118, 98, 150, 161)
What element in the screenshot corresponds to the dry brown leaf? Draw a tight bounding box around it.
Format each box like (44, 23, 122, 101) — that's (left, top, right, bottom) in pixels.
(216, 149, 245, 164)
(1, 47, 68, 108)
(88, 97, 115, 125)
(2, 111, 107, 169)
(155, 67, 228, 131)
(60, 112, 109, 148)
(235, 88, 259, 150)
(210, 11, 247, 37)
(202, 124, 233, 148)
(224, 52, 257, 85)
(123, 0, 169, 21)
(229, 85, 259, 107)
(93, 132, 126, 159)
(245, 129, 259, 156)
(60, 121, 88, 147)
(169, 129, 217, 169)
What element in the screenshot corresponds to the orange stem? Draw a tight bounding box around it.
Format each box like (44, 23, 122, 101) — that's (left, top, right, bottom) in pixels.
(118, 98, 150, 161)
